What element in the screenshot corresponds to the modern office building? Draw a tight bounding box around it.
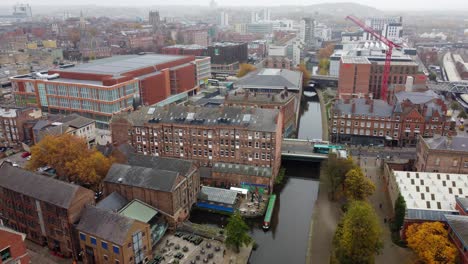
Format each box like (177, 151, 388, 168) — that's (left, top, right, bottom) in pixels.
(110, 105, 282, 189)
(10, 54, 201, 128)
(207, 42, 248, 73)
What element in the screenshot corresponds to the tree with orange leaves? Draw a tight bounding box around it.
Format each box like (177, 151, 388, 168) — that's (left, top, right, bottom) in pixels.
(237, 63, 256, 77)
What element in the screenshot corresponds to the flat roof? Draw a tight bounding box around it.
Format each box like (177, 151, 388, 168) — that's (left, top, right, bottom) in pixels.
(393, 171, 468, 220)
(341, 56, 370, 64)
(55, 54, 188, 76)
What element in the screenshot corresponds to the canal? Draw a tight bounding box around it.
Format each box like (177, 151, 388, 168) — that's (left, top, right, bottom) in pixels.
(190, 90, 324, 264)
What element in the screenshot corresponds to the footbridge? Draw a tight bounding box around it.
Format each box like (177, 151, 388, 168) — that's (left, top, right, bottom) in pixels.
(281, 138, 330, 161)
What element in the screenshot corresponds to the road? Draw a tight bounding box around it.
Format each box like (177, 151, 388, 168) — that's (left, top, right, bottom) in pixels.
(349, 147, 417, 160)
(443, 52, 461, 82)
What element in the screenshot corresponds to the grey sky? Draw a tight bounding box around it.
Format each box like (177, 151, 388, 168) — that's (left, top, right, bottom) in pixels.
(0, 0, 468, 10)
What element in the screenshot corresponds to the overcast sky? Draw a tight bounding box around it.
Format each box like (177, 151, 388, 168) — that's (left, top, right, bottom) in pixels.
(0, 0, 468, 10)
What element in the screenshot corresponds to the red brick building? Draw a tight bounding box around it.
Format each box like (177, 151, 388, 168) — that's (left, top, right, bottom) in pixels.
(0, 163, 95, 259)
(0, 226, 30, 264)
(110, 105, 282, 189)
(337, 56, 426, 100)
(10, 54, 200, 128)
(0, 107, 41, 147)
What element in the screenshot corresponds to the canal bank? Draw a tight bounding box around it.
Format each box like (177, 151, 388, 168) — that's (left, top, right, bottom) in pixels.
(315, 88, 329, 141)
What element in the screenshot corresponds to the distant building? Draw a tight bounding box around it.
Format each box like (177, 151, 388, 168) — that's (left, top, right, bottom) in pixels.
(0, 225, 30, 264)
(0, 106, 41, 147)
(149, 10, 161, 31)
(299, 18, 315, 49)
(364, 16, 403, 43)
(220, 11, 229, 27)
(445, 213, 468, 264)
(415, 135, 468, 174)
(0, 163, 95, 259)
(208, 42, 248, 73)
(235, 68, 303, 94)
(11, 54, 201, 128)
(246, 23, 273, 35)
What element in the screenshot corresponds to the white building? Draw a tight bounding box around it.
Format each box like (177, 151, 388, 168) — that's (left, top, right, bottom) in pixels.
(314, 23, 332, 42)
(220, 11, 229, 27)
(291, 39, 303, 67)
(234, 23, 247, 34)
(272, 19, 294, 32)
(388, 170, 468, 222)
(268, 45, 287, 57)
(299, 18, 315, 49)
(263, 9, 271, 21)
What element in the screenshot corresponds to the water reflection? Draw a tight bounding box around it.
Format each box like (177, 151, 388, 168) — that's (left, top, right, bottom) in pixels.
(297, 90, 322, 140)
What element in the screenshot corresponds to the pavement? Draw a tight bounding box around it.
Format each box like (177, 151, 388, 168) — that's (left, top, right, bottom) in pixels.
(349, 147, 417, 160)
(25, 241, 71, 264)
(0, 151, 29, 168)
(361, 157, 416, 264)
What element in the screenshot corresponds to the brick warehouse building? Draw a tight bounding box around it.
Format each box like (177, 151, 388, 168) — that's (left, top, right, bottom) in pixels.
(330, 89, 455, 146)
(0, 163, 95, 259)
(337, 56, 426, 100)
(10, 54, 201, 128)
(110, 105, 282, 189)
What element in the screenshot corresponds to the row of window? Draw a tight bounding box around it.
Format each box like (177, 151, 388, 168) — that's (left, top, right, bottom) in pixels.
(80, 233, 120, 254)
(47, 97, 129, 114)
(45, 83, 138, 102)
(134, 127, 272, 140)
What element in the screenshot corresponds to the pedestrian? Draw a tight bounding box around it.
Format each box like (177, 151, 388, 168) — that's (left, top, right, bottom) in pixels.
(384, 217, 387, 223)
(379, 203, 382, 209)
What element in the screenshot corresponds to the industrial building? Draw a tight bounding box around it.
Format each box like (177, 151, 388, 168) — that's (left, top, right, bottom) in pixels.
(10, 54, 203, 128)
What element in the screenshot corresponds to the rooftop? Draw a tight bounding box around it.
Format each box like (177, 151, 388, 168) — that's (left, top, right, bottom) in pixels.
(77, 206, 135, 245)
(54, 54, 188, 76)
(395, 90, 440, 106)
(117, 105, 279, 133)
(235, 68, 302, 90)
(164, 44, 207, 50)
(423, 136, 468, 153)
(104, 163, 179, 193)
(334, 98, 394, 117)
(392, 170, 468, 221)
(444, 214, 468, 248)
(96, 192, 129, 212)
(0, 163, 88, 209)
(341, 56, 370, 64)
(456, 197, 468, 213)
(225, 89, 295, 105)
(198, 186, 238, 205)
(38, 113, 94, 139)
(118, 199, 158, 223)
(127, 154, 195, 176)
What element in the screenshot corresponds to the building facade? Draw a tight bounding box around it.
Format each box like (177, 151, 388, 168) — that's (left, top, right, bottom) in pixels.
(35, 113, 96, 145)
(415, 135, 468, 174)
(0, 226, 30, 264)
(10, 54, 200, 128)
(207, 42, 248, 73)
(77, 206, 152, 264)
(0, 107, 41, 147)
(0, 163, 95, 259)
(110, 105, 282, 189)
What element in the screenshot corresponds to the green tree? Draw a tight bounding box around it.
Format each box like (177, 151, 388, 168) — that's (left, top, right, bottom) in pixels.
(27, 134, 114, 190)
(450, 101, 461, 111)
(428, 71, 437, 81)
(225, 211, 252, 253)
(392, 193, 406, 232)
(458, 111, 467, 119)
(344, 168, 375, 201)
(406, 222, 457, 264)
(325, 154, 355, 200)
(333, 201, 383, 264)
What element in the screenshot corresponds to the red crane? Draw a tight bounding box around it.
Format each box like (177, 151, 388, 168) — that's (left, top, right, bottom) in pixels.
(345, 15, 402, 101)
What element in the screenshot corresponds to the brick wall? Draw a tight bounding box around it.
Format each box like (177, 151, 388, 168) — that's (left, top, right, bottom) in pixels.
(0, 229, 29, 264)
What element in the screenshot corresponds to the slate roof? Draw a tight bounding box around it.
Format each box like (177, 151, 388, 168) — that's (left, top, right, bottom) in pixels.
(104, 163, 179, 192)
(456, 197, 468, 213)
(96, 192, 129, 212)
(198, 186, 238, 205)
(423, 136, 468, 152)
(235, 68, 302, 90)
(127, 154, 194, 176)
(77, 206, 135, 245)
(444, 214, 468, 248)
(213, 162, 272, 177)
(333, 98, 394, 117)
(0, 163, 86, 209)
(38, 114, 94, 139)
(394, 90, 440, 105)
(115, 105, 279, 133)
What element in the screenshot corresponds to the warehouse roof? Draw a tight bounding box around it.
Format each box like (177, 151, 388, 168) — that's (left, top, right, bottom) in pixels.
(334, 98, 394, 117)
(213, 162, 272, 177)
(444, 214, 468, 248)
(236, 68, 302, 91)
(119, 200, 158, 223)
(96, 192, 129, 212)
(127, 154, 195, 176)
(55, 54, 188, 75)
(198, 186, 238, 205)
(423, 136, 468, 153)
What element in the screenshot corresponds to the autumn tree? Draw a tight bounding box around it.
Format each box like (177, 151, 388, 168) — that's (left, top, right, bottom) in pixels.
(333, 201, 383, 264)
(392, 193, 406, 232)
(237, 63, 256, 78)
(27, 134, 113, 190)
(325, 154, 355, 200)
(318, 43, 335, 60)
(225, 211, 252, 253)
(67, 28, 81, 48)
(318, 58, 330, 75)
(344, 168, 375, 201)
(295, 63, 311, 85)
(406, 222, 457, 264)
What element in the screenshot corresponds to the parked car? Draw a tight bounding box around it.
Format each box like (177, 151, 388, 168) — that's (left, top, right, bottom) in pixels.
(21, 152, 31, 158)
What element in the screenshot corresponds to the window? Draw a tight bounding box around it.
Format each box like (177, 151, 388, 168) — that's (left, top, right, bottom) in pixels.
(113, 245, 120, 254)
(102, 241, 108, 250)
(0, 247, 11, 262)
(90, 237, 97, 245)
(79, 233, 86, 241)
(104, 255, 108, 261)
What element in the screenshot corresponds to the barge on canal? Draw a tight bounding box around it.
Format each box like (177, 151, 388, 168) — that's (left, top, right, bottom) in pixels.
(262, 194, 277, 230)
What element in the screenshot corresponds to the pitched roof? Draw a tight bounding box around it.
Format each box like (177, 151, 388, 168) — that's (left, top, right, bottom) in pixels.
(104, 163, 179, 192)
(127, 154, 194, 176)
(444, 214, 468, 248)
(334, 98, 394, 117)
(236, 68, 302, 90)
(0, 163, 89, 209)
(423, 136, 468, 152)
(96, 192, 129, 212)
(394, 90, 440, 105)
(198, 186, 238, 205)
(118, 200, 158, 223)
(77, 206, 135, 245)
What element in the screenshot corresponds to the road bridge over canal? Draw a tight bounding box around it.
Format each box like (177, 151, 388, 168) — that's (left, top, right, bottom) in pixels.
(281, 138, 329, 161)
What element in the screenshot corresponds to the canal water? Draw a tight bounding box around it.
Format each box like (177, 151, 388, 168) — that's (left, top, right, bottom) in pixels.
(190, 90, 324, 264)
(298, 91, 323, 140)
